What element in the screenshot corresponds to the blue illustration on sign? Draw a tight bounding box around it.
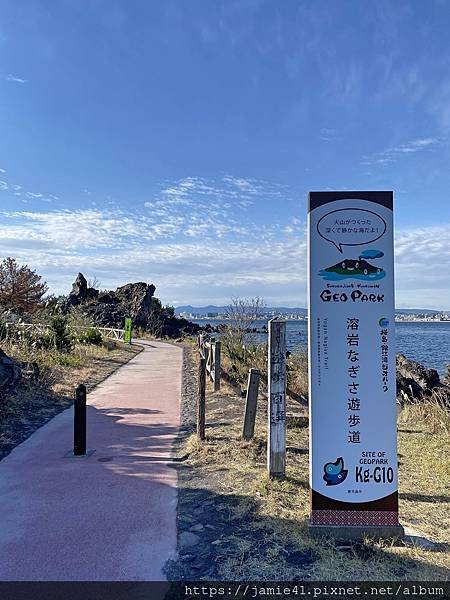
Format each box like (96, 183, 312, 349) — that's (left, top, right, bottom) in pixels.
(323, 457, 349, 486)
(319, 249, 385, 281)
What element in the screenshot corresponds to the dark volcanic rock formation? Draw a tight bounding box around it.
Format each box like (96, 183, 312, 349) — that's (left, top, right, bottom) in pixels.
(65, 273, 99, 308)
(61, 273, 200, 338)
(396, 353, 442, 400)
(442, 365, 450, 387)
(114, 282, 156, 326)
(0, 348, 21, 392)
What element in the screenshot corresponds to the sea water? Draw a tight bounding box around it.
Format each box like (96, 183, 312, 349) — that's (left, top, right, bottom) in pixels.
(192, 319, 450, 376)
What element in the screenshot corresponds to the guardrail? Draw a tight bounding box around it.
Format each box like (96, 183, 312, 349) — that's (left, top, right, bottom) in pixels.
(5, 322, 126, 341)
(197, 334, 221, 392)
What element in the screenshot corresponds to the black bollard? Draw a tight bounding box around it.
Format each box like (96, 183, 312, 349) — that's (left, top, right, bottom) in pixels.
(74, 384, 87, 456)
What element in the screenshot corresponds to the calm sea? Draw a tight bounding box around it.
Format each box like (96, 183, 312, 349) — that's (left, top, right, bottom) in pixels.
(192, 319, 450, 376)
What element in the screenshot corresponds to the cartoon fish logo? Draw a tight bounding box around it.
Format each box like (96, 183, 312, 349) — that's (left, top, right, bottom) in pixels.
(323, 457, 348, 486)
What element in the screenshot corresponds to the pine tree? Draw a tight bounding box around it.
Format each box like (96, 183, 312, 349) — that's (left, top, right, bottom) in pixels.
(0, 257, 48, 314)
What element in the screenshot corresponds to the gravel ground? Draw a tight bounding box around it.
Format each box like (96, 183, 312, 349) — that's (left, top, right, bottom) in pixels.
(180, 344, 198, 430)
(164, 343, 306, 582)
(164, 343, 450, 583)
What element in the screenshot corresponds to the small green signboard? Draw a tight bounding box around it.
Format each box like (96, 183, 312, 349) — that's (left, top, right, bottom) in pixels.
(124, 317, 132, 344)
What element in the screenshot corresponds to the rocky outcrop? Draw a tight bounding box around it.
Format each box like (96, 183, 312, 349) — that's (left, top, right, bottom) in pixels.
(0, 348, 21, 392)
(396, 353, 442, 401)
(61, 273, 200, 338)
(442, 365, 450, 387)
(64, 273, 98, 308)
(114, 282, 155, 326)
(160, 315, 201, 338)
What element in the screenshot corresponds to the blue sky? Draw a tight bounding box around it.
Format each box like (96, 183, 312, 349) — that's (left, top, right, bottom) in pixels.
(1, 0, 450, 308)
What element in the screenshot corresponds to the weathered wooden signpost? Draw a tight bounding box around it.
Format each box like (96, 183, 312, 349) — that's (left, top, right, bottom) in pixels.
(267, 317, 287, 479)
(308, 191, 403, 538)
(242, 368, 261, 441)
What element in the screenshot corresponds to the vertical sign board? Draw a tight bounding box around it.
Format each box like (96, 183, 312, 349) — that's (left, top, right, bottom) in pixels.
(308, 192, 401, 532)
(124, 317, 132, 344)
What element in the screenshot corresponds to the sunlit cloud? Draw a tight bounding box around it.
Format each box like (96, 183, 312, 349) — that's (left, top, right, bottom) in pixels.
(0, 200, 448, 308)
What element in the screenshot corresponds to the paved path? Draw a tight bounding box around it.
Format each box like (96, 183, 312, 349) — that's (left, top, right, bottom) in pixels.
(0, 340, 182, 581)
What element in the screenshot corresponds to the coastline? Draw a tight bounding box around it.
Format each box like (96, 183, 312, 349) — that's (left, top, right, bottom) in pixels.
(190, 316, 450, 323)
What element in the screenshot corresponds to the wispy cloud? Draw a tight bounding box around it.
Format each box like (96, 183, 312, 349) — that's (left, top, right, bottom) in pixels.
(0, 204, 307, 303)
(5, 74, 27, 84)
(319, 127, 338, 141)
(0, 173, 55, 203)
(0, 202, 448, 308)
(361, 137, 443, 166)
(143, 175, 292, 239)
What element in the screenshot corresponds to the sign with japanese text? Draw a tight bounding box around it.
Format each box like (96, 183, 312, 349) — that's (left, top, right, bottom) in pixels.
(308, 192, 399, 528)
(124, 317, 132, 344)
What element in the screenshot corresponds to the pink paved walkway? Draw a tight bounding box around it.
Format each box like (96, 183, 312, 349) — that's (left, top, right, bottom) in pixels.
(0, 340, 182, 581)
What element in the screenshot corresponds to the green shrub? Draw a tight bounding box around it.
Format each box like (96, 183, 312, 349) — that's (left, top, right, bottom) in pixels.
(42, 316, 74, 352)
(77, 327, 102, 346)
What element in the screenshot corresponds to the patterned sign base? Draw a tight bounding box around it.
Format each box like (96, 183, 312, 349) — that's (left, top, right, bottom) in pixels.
(311, 509, 399, 526)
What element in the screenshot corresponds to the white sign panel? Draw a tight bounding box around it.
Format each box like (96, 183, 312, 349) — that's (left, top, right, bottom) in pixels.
(308, 192, 399, 528)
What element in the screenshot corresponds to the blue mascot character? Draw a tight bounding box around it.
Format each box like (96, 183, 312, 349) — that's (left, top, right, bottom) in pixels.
(323, 457, 348, 486)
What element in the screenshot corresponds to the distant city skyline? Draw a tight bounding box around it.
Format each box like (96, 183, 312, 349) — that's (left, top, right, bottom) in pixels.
(1, 1, 450, 309)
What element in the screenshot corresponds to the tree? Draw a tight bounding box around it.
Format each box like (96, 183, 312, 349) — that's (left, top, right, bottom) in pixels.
(222, 296, 266, 362)
(0, 257, 48, 314)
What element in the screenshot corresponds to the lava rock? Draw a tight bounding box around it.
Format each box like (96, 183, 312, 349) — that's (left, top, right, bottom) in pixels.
(71, 272, 87, 298)
(179, 531, 201, 550)
(396, 353, 441, 401)
(64, 273, 98, 308)
(60, 273, 201, 339)
(0, 347, 21, 392)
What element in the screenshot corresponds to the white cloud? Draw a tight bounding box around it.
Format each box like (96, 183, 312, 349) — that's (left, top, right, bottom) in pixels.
(361, 137, 443, 166)
(5, 74, 27, 84)
(319, 127, 338, 141)
(0, 203, 448, 308)
(0, 173, 58, 204)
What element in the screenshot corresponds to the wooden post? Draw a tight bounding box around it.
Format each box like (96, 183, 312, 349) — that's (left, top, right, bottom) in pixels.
(204, 342, 210, 374)
(242, 368, 260, 441)
(197, 358, 206, 441)
(208, 338, 215, 383)
(74, 384, 87, 456)
(213, 340, 221, 391)
(267, 318, 286, 479)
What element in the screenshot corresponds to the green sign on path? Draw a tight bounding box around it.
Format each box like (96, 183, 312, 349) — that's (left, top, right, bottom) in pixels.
(124, 317, 132, 344)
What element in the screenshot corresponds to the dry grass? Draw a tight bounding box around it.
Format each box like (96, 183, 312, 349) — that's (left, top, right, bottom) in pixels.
(399, 387, 450, 435)
(180, 375, 450, 581)
(221, 344, 309, 400)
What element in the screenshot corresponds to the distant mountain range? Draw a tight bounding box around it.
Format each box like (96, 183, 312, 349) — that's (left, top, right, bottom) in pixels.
(174, 305, 447, 316)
